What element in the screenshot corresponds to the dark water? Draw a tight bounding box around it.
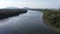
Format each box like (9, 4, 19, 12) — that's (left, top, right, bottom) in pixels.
(0, 10, 60, 34)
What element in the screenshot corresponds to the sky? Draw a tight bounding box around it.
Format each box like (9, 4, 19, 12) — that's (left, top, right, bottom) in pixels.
(0, 0, 60, 9)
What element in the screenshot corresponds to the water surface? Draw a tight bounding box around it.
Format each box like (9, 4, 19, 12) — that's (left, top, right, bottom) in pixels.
(0, 10, 59, 34)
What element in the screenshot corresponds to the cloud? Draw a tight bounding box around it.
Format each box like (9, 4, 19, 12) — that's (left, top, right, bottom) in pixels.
(0, 0, 60, 8)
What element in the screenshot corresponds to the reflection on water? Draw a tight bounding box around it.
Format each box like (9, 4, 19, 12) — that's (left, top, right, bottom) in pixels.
(0, 10, 59, 34)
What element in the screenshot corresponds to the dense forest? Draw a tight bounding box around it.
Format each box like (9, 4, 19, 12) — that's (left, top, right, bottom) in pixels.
(0, 9, 27, 19)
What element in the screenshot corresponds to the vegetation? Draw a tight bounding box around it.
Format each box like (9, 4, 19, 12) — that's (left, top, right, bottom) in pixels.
(0, 9, 27, 19)
(43, 9, 60, 28)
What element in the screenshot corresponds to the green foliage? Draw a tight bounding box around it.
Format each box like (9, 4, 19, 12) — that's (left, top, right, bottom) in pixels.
(0, 9, 27, 19)
(43, 10, 60, 28)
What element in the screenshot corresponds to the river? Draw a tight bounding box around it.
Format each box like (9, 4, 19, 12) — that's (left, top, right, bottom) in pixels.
(0, 10, 59, 34)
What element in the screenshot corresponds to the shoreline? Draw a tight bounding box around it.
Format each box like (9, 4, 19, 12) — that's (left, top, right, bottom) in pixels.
(0, 9, 27, 20)
(42, 17, 60, 32)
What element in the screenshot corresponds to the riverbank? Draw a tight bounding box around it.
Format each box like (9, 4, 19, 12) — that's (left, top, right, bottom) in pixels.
(43, 10, 60, 32)
(43, 18, 60, 32)
(0, 9, 27, 19)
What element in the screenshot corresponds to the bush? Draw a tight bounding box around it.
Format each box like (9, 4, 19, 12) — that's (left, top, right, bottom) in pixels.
(43, 10, 60, 28)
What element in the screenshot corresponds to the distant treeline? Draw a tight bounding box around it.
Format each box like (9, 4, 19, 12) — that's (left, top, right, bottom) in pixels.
(0, 9, 27, 19)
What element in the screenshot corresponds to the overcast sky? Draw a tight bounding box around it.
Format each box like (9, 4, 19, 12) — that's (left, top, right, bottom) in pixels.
(0, 0, 60, 8)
